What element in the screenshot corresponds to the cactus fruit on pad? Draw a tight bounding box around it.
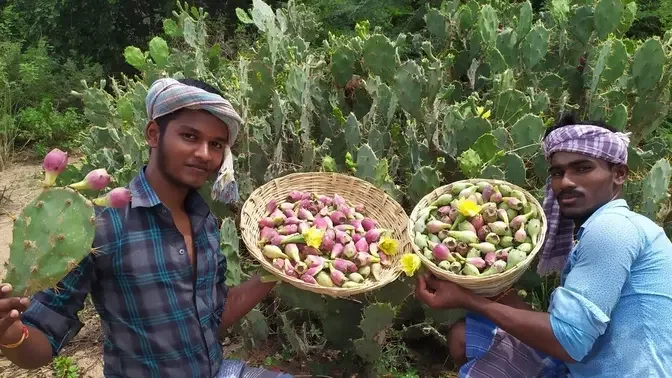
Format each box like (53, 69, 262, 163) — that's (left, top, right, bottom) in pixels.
(4, 188, 96, 296)
(3, 148, 131, 297)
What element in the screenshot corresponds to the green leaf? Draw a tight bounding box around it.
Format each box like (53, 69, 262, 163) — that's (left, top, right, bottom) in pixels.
(236, 7, 254, 24)
(355, 144, 379, 183)
(409, 166, 441, 203)
(471, 133, 499, 162)
(594, 0, 623, 40)
(148, 37, 169, 68)
(510, 114, 545, 156)
(123, 46, 145, 70)
(500, 153, 527, 186)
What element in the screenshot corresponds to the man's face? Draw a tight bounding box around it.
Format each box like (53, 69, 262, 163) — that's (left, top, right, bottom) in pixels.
(548, 151, 627, 219)
(149, 109, 229, 190)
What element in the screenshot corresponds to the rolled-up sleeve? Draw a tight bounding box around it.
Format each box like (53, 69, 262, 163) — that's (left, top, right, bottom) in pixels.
(20, 254, 97, 356)
(548, 212, 641, 362)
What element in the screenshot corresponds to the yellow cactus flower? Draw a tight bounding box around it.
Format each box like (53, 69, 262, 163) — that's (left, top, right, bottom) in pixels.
(476, 106, 491, 119)
(379, 236, 399, 256)
(303, 226, 325, 249)
(457, 198, 482, 217)
(401, 254, 421, 277)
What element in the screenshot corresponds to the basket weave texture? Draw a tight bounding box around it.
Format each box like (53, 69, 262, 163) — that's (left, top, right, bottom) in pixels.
(408, 179, 548, 297)
(240, 172, 412, 297)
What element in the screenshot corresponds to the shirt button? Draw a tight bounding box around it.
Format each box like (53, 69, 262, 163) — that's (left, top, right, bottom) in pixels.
(179, 249, 185, 255)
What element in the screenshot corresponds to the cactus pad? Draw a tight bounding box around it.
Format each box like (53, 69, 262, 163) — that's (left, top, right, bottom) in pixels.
(4, 188, 96, 296)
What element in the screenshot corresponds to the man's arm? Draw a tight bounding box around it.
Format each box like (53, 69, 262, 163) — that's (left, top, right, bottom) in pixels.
(219, 274, 276, 332)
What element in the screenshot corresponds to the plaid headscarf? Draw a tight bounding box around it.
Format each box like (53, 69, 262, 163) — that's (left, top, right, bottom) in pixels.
(145, 78, 243, 204)
(537, 124, 631, 276)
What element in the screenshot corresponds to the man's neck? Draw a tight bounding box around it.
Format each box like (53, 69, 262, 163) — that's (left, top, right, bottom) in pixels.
(144, 164, 188, 211)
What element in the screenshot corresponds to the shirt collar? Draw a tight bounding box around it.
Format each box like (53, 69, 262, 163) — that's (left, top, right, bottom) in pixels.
(576, 198, 629, 240)
(129, 166, 210, 217)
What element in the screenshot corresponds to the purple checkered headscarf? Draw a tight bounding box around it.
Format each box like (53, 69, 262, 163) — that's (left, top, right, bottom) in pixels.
(537, 124, 631, 276)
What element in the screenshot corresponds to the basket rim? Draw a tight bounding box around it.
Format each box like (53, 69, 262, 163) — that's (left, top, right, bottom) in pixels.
(407, 178, 548, 284)
(240, 171, 412, 298)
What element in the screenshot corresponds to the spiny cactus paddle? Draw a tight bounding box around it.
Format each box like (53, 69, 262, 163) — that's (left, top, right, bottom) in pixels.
(3, 149, 132, 296)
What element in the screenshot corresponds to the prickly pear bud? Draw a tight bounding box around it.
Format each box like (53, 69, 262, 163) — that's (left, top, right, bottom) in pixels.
(438, 260, 452, 270)
(278, 224, 298, 235)
(342, 281, 362, 288)
(498, 184, 512, 197)
(69, 168, 111, 191)
(351, 233, 362, 244)
(355, 252, 379, 266)
(466, 248, 481, 258)
(283, 259, 296, 277)
(92, 187, 132, 208)
(365, 228, 388, 243)
(42, 148, 68, 187)
(284, 216, 300, 225)
(305, 264, 325, 277)
(449, 261, 462, 274)
(495, 248, 509, 261)
(258, 227, 278, 245)
(448, 207, 459, 221)
(350, 219, 365, 233)
(480, 183, 494, 202)
(503, 197, 524, 211)
(369, 242, 379, 257)
(447, 230, 479, 244)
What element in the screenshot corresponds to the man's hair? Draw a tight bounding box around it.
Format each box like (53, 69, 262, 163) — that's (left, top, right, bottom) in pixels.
(543, 112, 616, 140)
(154, 78, 223, 132)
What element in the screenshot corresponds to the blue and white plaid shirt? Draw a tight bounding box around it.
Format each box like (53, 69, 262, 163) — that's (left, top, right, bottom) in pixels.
(21, 166, 228, 378)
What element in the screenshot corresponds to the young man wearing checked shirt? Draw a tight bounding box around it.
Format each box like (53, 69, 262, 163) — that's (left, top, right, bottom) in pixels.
(0, 78, 293, 378)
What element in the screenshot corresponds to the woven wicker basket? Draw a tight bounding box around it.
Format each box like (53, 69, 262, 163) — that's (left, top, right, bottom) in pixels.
(240, 172, 412, 297)
(408, 178, 548, 297)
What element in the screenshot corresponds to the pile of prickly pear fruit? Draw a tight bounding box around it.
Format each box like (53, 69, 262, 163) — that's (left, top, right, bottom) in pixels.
(257, 190, 399, 289)
(412, 181, 542, 277)
(3, 148, 132, 296)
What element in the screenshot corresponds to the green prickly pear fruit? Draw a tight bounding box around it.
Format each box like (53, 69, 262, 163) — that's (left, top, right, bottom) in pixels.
(458, 185, 479, 199)
(447, 230, 479, 244)
(481, 260, 507, 276)
(527, 219, 541, 246)
(263, 245, 288, 260)
(371, 263, 382, 280)
(450, 182, 474, 195)
(342, 281, 362, 288)
(42, 148, 68, 187)
(510, 190, 528, 207)
(462, 263, 480, 276)
(497, 209, 510, 225)
(505, 249, 527, 271)
(497, 184, 512, 197)
(348, 272, 365, 283)
(488, 221, 509, 236)
(469, 242, 496, 254)
(500, 236, 514, 248)
(438, 260, 452, 270)
(4, 187, 96, 296)
(517, 243, 533, 253)
(414, 233, 429, 249)
(466, 248, 481, 259)
(430, 193, 453, 206)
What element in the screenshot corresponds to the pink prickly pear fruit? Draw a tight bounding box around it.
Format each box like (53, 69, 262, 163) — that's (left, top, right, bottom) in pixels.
(361, 218, 377, 231)
(426, 220, 452, 234)
(330, 243, 345, 259)
(317, 195, 333, 206)
(320, 229, 336, 251)
(313, 216, 328, 229)
(355, 252, 379, 266)
(379, 251, 390, 266)
(352, 233, 362, 243)
(432, 243, 451, 261)
(330, 267, 346, 286)
(301, 274, 317, 284)
(332, 258, 356, 273)
(272, 258, 285, 270)
(364, 228, 387, 243)
(477, 225, 491, 242)
(304, 264, 324, 276)
(283, 208, 297, 218)
(302, 246, 321, 256)
(335, 229, 352, 244)
(333, 193, 346, 206)
(69, 168, 111, 191)
(438, 206, 452, 216)
(284, 217, 300, 225)
(369, 242, 379, 257)
(355, 237, 369, 252)
(301, 192, 313, 200)
(258, 227, 278, 244)
(350, 219, 365, 233)
(287, 190, 303, 202)
(265, 200, 279, 215)
(330, 211, 347, 225)
(481, 184, 494, 202)
(466, 257, 486, 270)
(92, 187, 132, 208)
(283, 259, 296, 277)
(490, 190, 503, 203)
(354, 203, 365, 213)
(337, 204, 352, 218)
(448, 208, 459, 221)
(484, 252, 496, 266)
(298, 222, 311, 235)
(514, 225, 527, 243)
(470, 215, 485, 231)
(278, 224, 298, 235)
(42, 148, 69, 187)
(298, 207, 314, 221)
(305, 255, 325, 268)
(269, 234, 285, 246)
(279, 202, 294, 211)
(440, 215, 453, 225)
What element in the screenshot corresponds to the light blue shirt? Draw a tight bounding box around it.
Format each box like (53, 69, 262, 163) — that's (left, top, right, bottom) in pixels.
(548, 199, 672, 377)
